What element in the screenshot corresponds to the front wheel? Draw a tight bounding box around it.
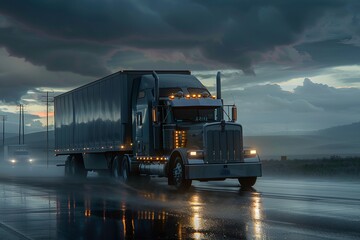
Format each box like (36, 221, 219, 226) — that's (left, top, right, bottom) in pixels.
(238, 177, 257, 188)
(171, 157, 192, 191)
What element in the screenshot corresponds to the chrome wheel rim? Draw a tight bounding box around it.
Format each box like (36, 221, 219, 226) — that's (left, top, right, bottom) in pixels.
(173, 162, 183, 185)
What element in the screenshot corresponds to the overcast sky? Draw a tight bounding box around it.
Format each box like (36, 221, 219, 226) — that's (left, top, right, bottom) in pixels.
(0, 0, 360, 135)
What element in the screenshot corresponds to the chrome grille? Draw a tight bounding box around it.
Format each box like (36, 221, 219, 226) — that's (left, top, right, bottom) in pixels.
(204, 123, 243, 163)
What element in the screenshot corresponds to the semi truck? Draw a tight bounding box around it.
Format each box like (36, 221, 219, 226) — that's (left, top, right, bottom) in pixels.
(54, 70, 262, 190)
(3, 144, 33, 165)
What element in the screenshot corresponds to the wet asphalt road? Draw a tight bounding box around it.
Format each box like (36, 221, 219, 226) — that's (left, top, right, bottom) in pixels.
(0, 165, 359, 240)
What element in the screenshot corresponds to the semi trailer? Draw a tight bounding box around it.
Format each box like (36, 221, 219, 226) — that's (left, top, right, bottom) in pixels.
(54, 70, 262, 190)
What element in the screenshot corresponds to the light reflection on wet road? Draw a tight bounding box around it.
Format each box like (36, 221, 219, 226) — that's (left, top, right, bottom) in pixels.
(0, 166, 359, 239)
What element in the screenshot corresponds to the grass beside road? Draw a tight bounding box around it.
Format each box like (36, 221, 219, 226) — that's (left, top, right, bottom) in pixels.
(261, 156, 360, 178)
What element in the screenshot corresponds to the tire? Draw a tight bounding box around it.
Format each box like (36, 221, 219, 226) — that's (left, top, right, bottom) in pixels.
(171, 156, 192, 191)
(238, 177, 257, 188)
(121, 157, 130, 182)
(97, 170, 110, 177)
(64, 156, 71, 177)
(111, 156, 121, 179)
(68, 155, 87, 178)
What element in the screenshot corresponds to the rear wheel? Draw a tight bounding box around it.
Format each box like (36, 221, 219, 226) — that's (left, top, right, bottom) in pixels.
(64, 156, 71, 176)
(171, 156, 192, 191)
(238, 177, 257, 188)
(111, 156, 121, 179)
(66, 155, 87, 178)
(121, 157, 130, 182)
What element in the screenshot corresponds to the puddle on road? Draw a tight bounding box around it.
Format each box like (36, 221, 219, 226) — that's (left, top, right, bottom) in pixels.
(0, 166, 266, 239)
(55, 186, 266, 239)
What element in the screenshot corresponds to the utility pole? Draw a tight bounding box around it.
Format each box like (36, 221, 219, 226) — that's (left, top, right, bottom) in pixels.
(18, 104, 25, 145)
(18, 104, 22, 145)
(46, 92, 49, 168)
(22, 104, 25, 144)
(0, 115, 6, 146)
(42, 91, 54, 168)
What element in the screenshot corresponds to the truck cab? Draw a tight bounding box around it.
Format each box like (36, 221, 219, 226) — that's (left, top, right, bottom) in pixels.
(132, 73, 262, 190)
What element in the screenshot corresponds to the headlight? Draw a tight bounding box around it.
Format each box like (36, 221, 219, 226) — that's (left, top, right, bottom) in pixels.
(29, 159, 33, 163)
(189, 151, 197, 156)
(244, 149, 257, 158)
(243, 148, 260, 162)
(10, 159, 16, 164)
(187, 150, 204, 159)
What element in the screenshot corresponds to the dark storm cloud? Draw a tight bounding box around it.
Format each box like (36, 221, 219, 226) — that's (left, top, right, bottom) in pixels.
(0, 0, 355, 77)
(0, 48, 94, 102)
(296, 39, 360, 68)
(0, 26, 111, 77)
(221, 78, 360, 134)
(107, 50, 207, 71)
(224, 78, 360, 113)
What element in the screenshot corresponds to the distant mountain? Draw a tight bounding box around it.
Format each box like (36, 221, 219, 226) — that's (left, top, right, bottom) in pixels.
(4, 130, 54, 148)
(245, 121, 360, 159)
(2, 122, 360, 160)
(315, 121, 360, 139)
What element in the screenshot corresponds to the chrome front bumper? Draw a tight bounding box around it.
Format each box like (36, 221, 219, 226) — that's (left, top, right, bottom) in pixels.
(184, 162, 262, 180)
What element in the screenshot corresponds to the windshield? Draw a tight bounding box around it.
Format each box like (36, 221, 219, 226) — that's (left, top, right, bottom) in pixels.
(173, 107, 217, 122)
(15, 151, 29, 155)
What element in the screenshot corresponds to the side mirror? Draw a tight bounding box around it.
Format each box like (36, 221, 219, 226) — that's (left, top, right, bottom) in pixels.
(152, 107, 158, 123)
(231, 105, 237, 122)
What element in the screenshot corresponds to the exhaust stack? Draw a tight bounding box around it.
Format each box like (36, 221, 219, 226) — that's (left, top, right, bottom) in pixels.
(216, 71, 221, 99)
(152, 71, 159, 106)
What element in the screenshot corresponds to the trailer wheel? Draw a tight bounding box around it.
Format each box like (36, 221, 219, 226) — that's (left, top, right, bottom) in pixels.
(112, 156, 121, 179)
(69, 155, 87, 178)
(171, 156, 192, 191)
(121, 157, 130, 182)
(64, 156, 71, 176)
(238, 177, 257, 188)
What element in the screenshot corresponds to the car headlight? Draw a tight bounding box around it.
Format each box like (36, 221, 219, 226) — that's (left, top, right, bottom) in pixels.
(29, 159, 33, 163)
(10, 159, 16, 164)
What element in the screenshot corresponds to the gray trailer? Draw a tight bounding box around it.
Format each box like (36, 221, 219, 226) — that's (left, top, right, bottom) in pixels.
(55, 70, 261, 190)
